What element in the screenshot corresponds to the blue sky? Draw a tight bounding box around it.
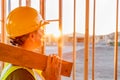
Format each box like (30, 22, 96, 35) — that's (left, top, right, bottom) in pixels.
(0, 0, 120, 35)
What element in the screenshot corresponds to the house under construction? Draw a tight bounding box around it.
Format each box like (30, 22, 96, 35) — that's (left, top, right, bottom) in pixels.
(0, 0, 120, 80)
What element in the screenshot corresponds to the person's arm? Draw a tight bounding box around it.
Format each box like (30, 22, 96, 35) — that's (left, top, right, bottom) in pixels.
(42, 55, 62, 80)
(6, 68, 35, 80)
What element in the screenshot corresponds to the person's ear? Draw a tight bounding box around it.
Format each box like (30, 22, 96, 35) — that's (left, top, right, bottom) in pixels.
(28, 33, 35, 42)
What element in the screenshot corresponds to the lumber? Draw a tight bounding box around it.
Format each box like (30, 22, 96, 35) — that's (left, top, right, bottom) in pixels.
(0, 43, 73, 77)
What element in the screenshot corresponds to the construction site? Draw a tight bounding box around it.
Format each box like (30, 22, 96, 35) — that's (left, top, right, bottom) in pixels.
(0, 0, 120, 80)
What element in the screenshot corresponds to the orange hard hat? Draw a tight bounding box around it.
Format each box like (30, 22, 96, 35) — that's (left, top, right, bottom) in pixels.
(6, 6, 49, 38)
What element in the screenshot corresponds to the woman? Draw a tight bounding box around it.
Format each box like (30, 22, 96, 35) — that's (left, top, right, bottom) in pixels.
(0, 6, 61, 80)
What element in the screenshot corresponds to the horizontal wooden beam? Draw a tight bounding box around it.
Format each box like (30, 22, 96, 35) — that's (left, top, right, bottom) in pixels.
(0, 43, 73, 77)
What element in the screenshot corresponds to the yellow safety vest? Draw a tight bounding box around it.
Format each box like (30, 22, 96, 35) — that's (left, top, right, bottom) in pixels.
(0, 64, 35, 80)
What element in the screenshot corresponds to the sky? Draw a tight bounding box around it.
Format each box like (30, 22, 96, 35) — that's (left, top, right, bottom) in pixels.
(0, 0, 120, 35)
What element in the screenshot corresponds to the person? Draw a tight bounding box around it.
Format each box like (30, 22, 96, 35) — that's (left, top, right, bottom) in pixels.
(0, 6, 61, 80)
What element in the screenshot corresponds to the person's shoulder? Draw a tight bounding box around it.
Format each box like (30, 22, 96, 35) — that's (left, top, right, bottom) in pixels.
(6, 68, 35, 80)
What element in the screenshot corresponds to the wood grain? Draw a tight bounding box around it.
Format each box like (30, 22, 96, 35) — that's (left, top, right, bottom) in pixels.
(0, 43, 73, 77)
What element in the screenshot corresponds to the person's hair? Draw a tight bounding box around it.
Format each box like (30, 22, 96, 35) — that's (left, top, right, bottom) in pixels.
(9, 34, 29, 46)
(9, 30, 38, 46)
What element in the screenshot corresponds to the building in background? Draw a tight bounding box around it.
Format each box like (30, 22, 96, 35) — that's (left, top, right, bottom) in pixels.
(104, 32, 120, 46)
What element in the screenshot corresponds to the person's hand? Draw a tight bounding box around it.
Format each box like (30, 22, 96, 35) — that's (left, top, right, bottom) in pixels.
(42, 54, 62, 80)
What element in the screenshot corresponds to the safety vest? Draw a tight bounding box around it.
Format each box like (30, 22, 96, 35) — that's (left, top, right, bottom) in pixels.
(0, 64, 43, 80)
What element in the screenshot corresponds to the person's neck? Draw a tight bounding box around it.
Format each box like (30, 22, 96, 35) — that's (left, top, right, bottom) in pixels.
(19, 42, 34, 51)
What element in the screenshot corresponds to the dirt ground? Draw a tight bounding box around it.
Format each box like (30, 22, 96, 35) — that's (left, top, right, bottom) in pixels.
(62, 45, 120, 80)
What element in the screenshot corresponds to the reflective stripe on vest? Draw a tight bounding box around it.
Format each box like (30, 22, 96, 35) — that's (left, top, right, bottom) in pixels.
(0, 64, 35, 80)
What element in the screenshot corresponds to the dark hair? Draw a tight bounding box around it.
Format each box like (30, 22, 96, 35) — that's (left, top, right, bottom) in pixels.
(10, 34, 29, 46)
(9, 30, 39, 46)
